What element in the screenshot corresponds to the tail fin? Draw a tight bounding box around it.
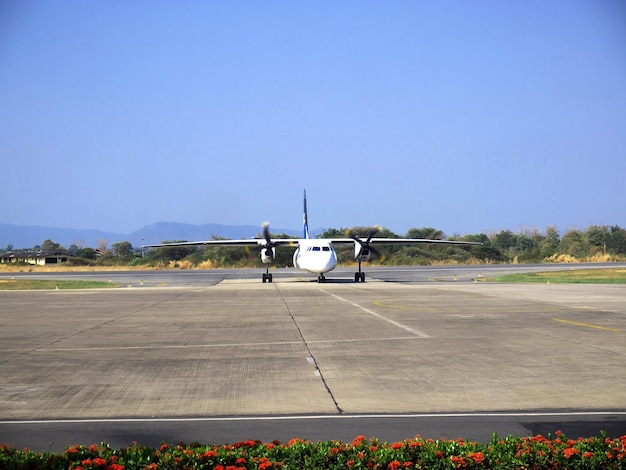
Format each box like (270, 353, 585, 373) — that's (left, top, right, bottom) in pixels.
(303, 189, 310, 239)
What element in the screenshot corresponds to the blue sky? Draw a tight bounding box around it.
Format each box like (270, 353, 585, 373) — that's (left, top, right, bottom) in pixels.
(2, 1, 625, 238)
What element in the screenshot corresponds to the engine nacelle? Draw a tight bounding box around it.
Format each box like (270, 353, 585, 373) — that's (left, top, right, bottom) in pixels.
(354, 242, 371, 262)
(261, 247, 276, 264)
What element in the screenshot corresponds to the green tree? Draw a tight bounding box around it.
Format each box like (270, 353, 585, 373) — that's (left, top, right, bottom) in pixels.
(41, 239, 65, 251)
(406, 227, 445, 240)
(112, 241, 133, 259)
(559, 229, 589, 258)
(76, 247, 96, 260)
(608, 225, 626, 254)
(540, 226, 560, 258)
(320, 227, 348, 238)
(147, 242, 198, 262)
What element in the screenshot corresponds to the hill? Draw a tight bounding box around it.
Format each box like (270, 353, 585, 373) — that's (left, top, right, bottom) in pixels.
(0, 223, 301, 250)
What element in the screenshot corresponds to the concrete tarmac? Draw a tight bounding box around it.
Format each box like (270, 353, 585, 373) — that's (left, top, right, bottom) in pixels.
(1, 273, 625, 449)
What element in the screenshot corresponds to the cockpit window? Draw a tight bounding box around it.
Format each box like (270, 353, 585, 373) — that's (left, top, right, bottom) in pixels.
(312, 246, 321, 251)
(323, 246, 330, 251)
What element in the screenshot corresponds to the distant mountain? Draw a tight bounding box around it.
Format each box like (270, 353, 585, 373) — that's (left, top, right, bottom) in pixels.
(128, 222, 301, 247)
(0, 222, 301, 250)
(0, 224, 126, 250)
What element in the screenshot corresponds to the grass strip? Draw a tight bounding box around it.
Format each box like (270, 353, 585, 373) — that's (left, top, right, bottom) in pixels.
(0, 279, 122, 290)
(482, 268, 626, 284)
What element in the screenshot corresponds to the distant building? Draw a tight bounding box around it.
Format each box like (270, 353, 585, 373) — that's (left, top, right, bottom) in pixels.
(0, 250, 73, 266)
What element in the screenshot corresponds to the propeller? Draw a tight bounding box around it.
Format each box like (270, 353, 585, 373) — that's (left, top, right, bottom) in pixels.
(348, 226, 382, 261)
(261, 221, 275, 262)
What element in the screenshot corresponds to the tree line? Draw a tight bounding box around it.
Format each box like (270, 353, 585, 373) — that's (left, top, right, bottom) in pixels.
(3, 225, 624, 267)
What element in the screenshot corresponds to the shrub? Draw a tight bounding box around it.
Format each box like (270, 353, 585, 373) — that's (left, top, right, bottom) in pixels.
(1, 432, 624, 470)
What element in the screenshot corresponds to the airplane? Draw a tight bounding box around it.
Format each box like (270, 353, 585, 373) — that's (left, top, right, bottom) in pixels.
(143, 190, 481, 283)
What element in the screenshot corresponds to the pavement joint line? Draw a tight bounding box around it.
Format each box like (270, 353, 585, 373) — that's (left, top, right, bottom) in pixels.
(273, 283, 344, 414)
(321, 290, 430, 338)
(2, 411, 626, 425)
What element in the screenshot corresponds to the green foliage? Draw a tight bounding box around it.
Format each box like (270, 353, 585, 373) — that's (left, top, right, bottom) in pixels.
(112, 241, 133, 259)
(75, 247, 96, 260)
(8, 225, 626, 269)
(2, 432, 625, 469)
(41, 239, 65, 251)
(146, 241, 199, 262)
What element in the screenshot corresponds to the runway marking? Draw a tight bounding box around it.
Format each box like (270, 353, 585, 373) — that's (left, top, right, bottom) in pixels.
(35, 336, 422, 352)
(308, 336, 419, 344)
(37, 341, 304, 352)
(2, 411, 625, 425)
(552, 318, 621, 332)
(321, 291, 429, 338)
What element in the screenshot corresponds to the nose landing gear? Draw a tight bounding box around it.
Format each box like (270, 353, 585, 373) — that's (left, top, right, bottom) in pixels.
(354, 261, 366, 282)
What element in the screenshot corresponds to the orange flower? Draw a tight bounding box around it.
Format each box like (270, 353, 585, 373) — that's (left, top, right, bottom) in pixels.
(450, 455, 466, 468)
(469, 451, 485, 464)
(387, 460, 402, 469)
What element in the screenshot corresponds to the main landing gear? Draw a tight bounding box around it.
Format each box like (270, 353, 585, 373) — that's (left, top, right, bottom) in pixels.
(262, 266, 273, 283)
(317, 274, 326, 283)
(354, 261, 366, 283)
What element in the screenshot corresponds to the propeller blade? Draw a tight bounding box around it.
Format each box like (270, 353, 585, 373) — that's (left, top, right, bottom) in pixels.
(262, 222, 273, 246)
(349, 226, 382, 260)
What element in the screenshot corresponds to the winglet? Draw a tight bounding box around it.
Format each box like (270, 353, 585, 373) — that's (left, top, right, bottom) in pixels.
(303, 189, 310, 239)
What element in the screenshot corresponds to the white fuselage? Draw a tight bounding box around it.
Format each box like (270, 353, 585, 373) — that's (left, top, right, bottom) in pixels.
(293, 240, 338, 274)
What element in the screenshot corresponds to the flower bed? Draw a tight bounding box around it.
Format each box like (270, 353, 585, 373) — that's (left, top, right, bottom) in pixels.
(1, 431, 625, 469)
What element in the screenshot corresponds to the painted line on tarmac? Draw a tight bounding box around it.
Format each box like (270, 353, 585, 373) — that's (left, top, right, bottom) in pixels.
(2, 411, 626, 425)
(321, 290, 429, 338)
(552, 318, 621, 332)
(37, 341, 304, 352)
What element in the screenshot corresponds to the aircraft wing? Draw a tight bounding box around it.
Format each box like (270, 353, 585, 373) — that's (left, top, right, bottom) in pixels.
(325, 238, 482, 246)
(142, 238, 302, 248)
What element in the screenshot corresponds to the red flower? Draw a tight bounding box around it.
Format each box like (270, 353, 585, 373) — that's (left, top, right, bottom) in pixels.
(352, 435, 365, 447)
(391, 442, 404, 450)
(469, 451, 485, 464)
(450, 455, 466, 468)
(563, 448, 579, 459)
(387, 460, 402, 470)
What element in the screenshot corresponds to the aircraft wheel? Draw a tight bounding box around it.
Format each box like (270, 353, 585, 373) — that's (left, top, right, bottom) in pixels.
(268, 273, 273, 283)
(360, 273, 366, 282)
(262, 273, 267, 283)
(354, 273, 360, 282)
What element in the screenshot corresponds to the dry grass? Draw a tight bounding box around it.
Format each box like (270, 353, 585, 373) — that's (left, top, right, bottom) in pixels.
(545, 252, 625, 263)
(0, 264, 146, 273)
